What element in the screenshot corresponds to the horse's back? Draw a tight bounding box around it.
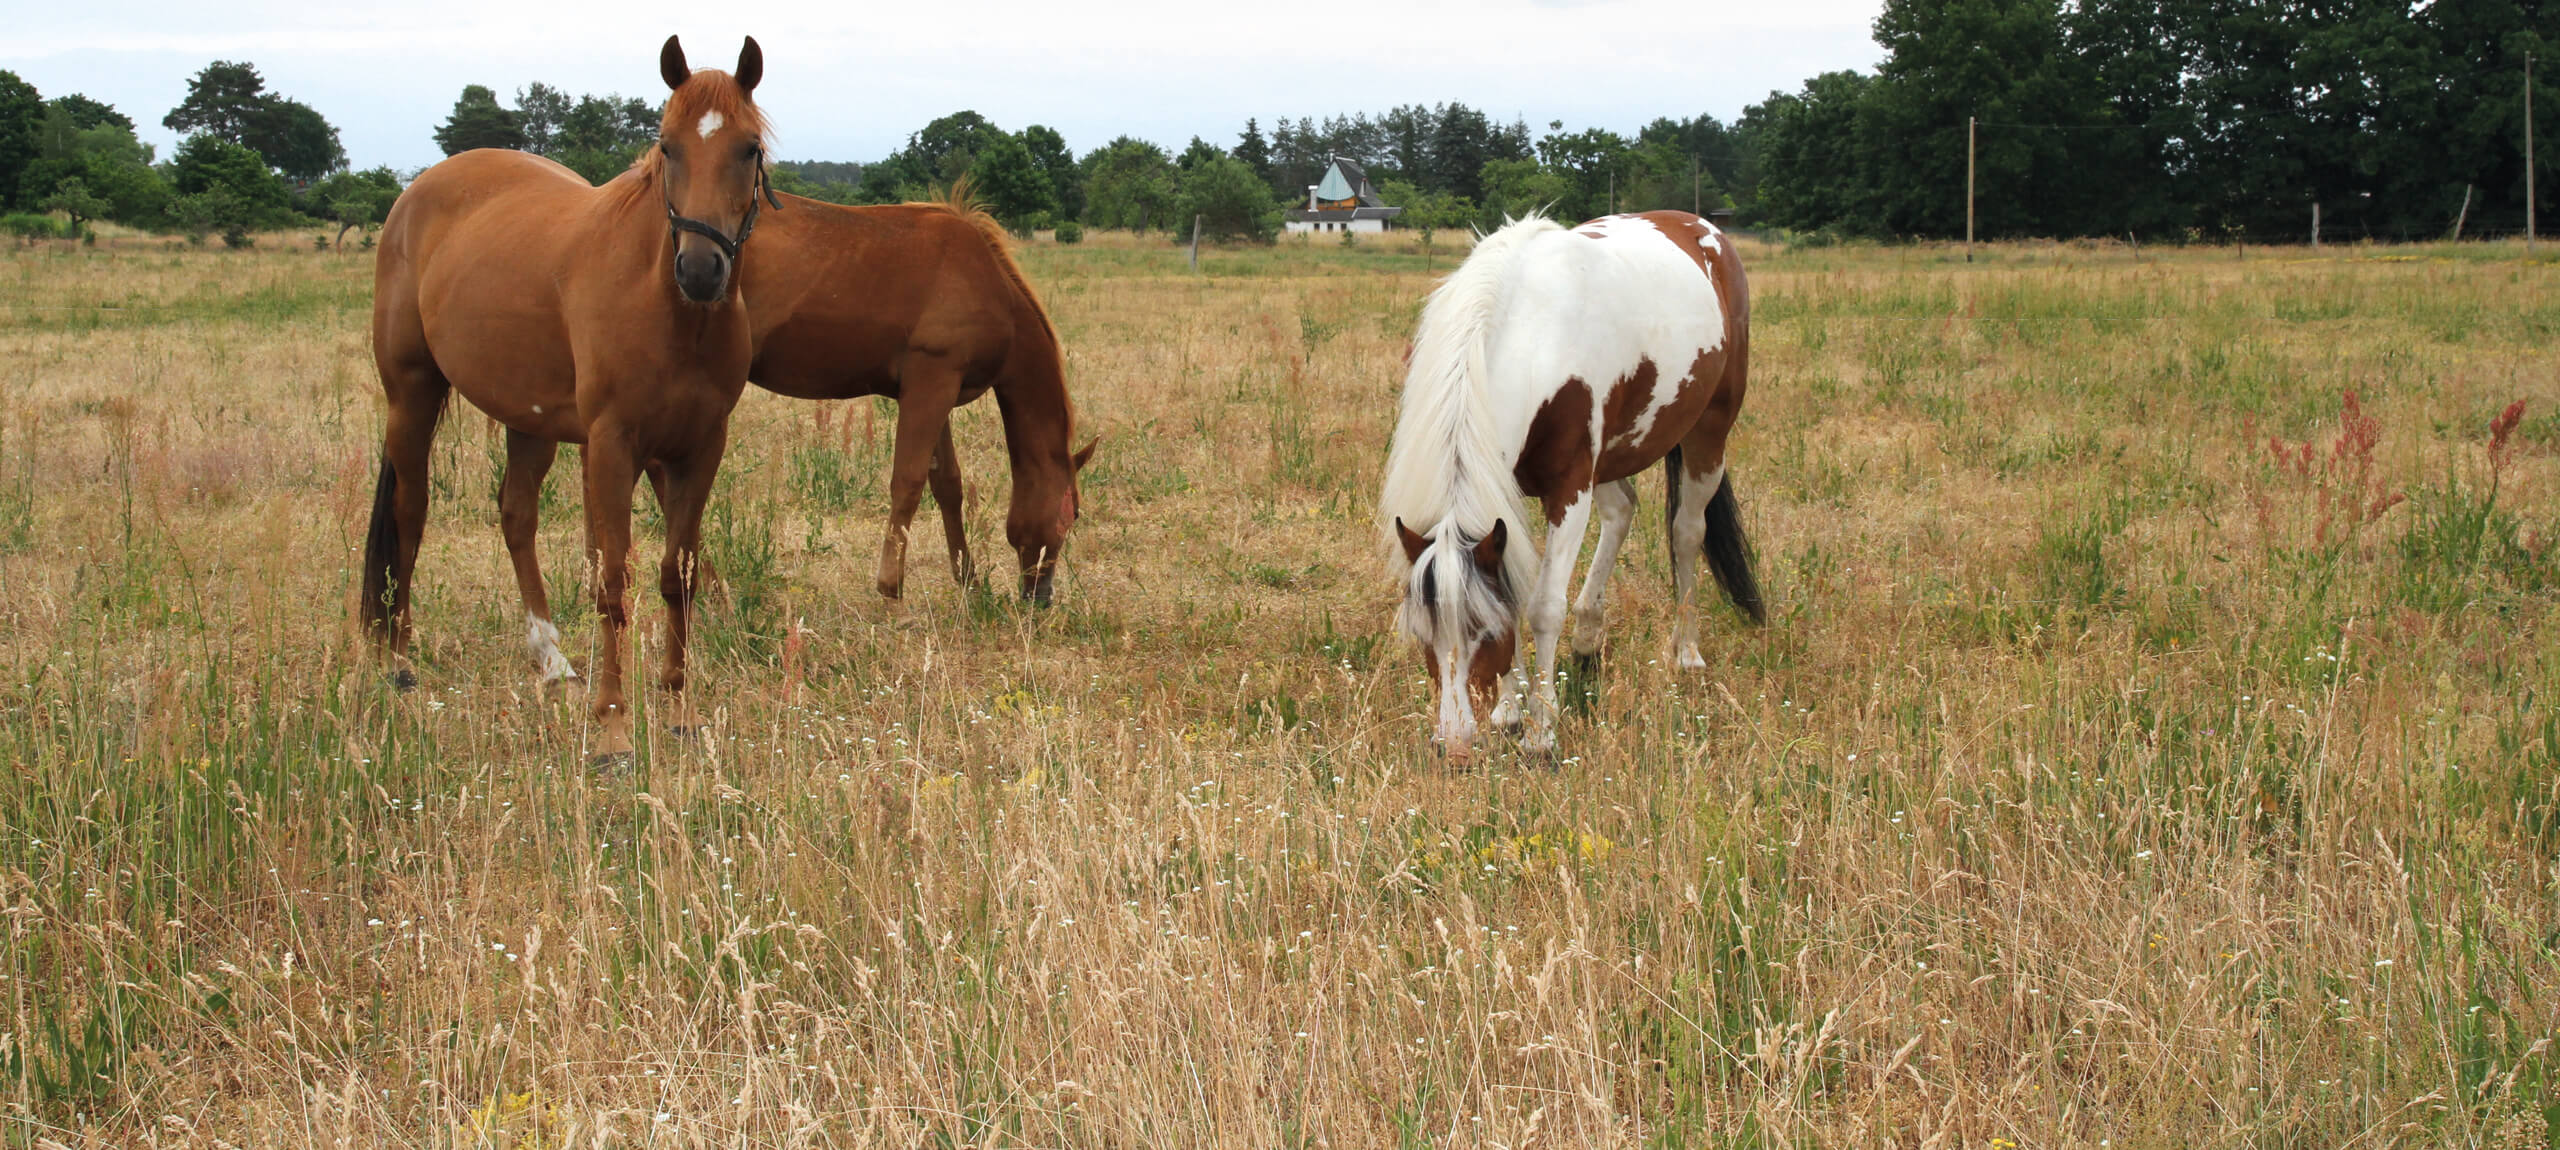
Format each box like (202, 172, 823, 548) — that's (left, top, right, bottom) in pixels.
(745, 201, 1049, 399)
(374, 149, 638, 439)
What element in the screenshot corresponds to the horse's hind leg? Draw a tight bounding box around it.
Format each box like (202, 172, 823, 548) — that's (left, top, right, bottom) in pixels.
(363, 354, 449, 686)
(929, 420, 976, 588)
(500, 429, 576, 686)
(1665, 442, 1725, 670)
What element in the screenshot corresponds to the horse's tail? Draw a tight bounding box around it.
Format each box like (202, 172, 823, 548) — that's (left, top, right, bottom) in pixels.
(360, 454, 400, 639)
(1665, 446, 1766, 625)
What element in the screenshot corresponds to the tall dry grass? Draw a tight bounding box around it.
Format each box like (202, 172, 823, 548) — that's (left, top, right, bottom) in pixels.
(0, 227, 2555, 1147)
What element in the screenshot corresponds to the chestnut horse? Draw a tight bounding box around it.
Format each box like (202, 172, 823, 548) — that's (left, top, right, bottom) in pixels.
(365, 36, 777, 764)
(584, 195, 1094, 606)
(1378, 211, 1764, 761)
(737, 196, 1095, 604)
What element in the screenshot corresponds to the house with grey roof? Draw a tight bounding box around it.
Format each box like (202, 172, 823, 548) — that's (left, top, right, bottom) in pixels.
(1284, 156, 1405, 235)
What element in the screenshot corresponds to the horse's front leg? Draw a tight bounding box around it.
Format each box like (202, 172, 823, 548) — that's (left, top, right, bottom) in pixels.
(1565, 478, 1638, 708)
(651, 438, 726, 739)
(500, 429, 576, 687)
(1523, 491, 1597, 755)
(876, 362, 962, 599)
(579, 429, 641, 766)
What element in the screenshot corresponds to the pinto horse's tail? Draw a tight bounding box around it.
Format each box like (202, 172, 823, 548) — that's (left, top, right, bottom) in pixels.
(360, 454, 400, 639)
(1665, 446, 1766, 625)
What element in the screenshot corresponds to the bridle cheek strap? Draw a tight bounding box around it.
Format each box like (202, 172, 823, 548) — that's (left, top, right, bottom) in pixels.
(663, 155, 783, 264)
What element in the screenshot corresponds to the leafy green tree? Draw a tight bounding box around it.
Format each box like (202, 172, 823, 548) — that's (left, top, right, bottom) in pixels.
(1174, 154, 1280, 242)
(1020, 124, 1083, 222)
(1079, 136, 1176, 230)
(514, 82, 571, 154)
(0, 71, 40, 211)
(1476, 156, 1570, 228)
(434, 85, 525, 155)
(19, 106, 167, 226)
(172, 186, 254, 247)
(40, 177, 107, 230)
(305, 166, 401, 245)
(1235, 118, 1273, 188)
(1745, 71, 1885, 234)
(172, 134, 289, 226)
(165, 61, 345, 181)
(48, 94, 130, 133)
(767, 165, 858, 204)
(1378, 178, 1474, 251)
(551, 94, 656, 183)
(1177, 136, 1224, 171)
(1537, 127, 1638, 221)
(971, 129, 1058, 231)
(1427, 104, 1497, 200)
(243, 97, 343, 181)
(163, 62, 268, 144)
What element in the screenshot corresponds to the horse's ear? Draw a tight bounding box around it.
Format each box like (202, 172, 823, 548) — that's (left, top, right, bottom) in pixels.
(1072, 435, 1100, 473)
(1471, 520, 1507, 575)
(735, 36, 763, 94)
(660, 36, 691, 92)
(1395, 518, 1429, 564)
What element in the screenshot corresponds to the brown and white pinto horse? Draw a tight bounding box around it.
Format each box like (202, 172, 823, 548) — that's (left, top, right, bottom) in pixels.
(1379, 211, 1765, 761)
(366, 36, 777, 764)
(736, 195, 1095, 604)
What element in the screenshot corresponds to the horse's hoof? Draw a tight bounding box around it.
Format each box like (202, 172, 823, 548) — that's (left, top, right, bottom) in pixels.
(665, 725, 703, 741)
(876, 579, 904, 600)
(586, 749, 634, 773)
(389, 668, 418, 692)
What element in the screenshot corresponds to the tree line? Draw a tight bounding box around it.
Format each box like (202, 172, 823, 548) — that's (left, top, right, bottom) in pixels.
(0, 61, 395, 248)
(1743, 0, 2555, 241)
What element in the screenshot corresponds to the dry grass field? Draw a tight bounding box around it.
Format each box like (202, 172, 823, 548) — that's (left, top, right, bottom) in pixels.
(1, 224, 2557, 1148)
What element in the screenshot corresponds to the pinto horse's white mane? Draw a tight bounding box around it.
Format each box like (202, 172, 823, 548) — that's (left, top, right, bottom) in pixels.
(1376, 214, 1556, 600)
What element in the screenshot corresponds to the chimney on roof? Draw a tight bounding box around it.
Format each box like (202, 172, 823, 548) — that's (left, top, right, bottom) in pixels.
(1308, 185, 1318, 211)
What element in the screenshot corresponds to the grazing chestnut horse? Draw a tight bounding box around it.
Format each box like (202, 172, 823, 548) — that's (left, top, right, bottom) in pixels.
(1378, 211, 1765, 761)
(365, 36, 777, 764)
(737, 195, 1096, 604)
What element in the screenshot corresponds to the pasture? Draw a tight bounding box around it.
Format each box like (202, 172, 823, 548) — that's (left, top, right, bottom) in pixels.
(0, 227, 2555, 1147)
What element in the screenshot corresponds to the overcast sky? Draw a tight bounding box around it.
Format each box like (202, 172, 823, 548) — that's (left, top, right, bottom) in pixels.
(8, 0, 1886, 172)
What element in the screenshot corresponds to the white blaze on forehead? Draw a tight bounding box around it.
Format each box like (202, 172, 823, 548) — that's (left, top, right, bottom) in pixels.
(696, 110, 725, 139)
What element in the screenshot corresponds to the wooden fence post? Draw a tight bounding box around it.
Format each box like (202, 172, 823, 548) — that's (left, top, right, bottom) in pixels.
(1189, 214, 1202, 271)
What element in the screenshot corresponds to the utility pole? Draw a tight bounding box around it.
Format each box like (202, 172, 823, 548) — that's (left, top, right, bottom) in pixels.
(1189, 214, 1202, 270)
(1692, 156, 1700, 216)
(2530, 53, 2538, 254)
(2312, 202, 2321, 250)
(1966, 116, 1977, 263)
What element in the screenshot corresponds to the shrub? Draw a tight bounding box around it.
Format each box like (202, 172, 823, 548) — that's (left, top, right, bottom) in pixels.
(1053, 220, 1083, 244)
(0, 212, 64, 240)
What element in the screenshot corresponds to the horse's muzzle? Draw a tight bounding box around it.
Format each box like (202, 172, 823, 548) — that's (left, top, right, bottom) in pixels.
(1020, 567, 1056, 607)
(674, 249, 731, 304)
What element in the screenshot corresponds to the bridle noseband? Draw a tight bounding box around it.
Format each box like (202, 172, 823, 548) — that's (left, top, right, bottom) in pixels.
(662, 144, 784, 265)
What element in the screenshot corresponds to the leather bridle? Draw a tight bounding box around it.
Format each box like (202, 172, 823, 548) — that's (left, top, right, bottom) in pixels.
(662, 143, 784, 264)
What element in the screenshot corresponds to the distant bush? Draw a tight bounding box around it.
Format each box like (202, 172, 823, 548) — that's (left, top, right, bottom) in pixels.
(0, 213, 67, 241)
(1053, 220, 1083, 244)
